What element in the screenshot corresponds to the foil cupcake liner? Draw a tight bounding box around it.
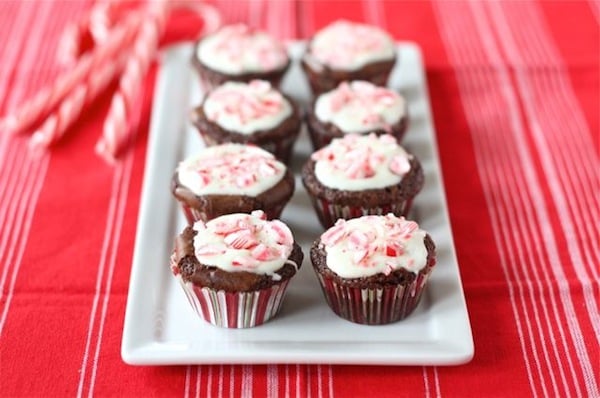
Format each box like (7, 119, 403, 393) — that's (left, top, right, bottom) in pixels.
(177, 276, 291, 328)
(315, 270, 431, 325)
(308, 197, 415, 229)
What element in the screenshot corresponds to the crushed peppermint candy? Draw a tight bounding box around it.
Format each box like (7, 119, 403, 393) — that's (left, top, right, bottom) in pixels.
(202, 80, 293, 135)
(192, 211, 295, 274)
(198, 24, 288, 74)
(314, 81, 406, 134)
(308, 20, 395, 70)
(177, 143, 286, 197)
(320, 214, 428, 278)
(212, 25, 286, 69)
(312, 133, 411, 181)
(206, 80, 284, 124)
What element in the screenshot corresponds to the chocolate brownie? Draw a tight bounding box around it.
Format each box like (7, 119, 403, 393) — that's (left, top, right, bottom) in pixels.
(305, 81, 409, 149)
(301, 134, 424, 228)
(170, 211, 304, 328)
(172, 143, 295, 224)
(301, 20, 396, 96)
(192, 24, 290, 91)
(309, 214, 436, 324)
(310, 233, 436, 288)
(191, 80, 302, 164)
(173, 225, 304, 292)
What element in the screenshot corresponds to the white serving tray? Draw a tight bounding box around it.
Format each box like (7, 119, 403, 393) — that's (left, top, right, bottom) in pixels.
(121, 42, 474, 365)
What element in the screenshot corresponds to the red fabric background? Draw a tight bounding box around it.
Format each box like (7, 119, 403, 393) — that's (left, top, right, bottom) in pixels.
(0, 1, 598, 397)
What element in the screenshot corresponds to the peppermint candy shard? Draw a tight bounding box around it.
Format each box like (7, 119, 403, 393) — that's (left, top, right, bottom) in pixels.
(348, 230, 369, 250)
(231, 256, 258, 268)
(389, 154, 410, 176)
(267, 220, 293, 246)
(385, 241, 404, 257)
(196, 244, 226, 257)
(223, 229, 258, 250)
(384, 262, 396, 275)
(211, 219, 241, 235)
(250, 209, 266, 220)
(321, 221, 347, 246)
(251, 243, 281, 261)
(353, 249, 368, 265)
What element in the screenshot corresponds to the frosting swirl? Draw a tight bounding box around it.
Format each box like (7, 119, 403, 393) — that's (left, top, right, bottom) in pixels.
(315, 81, 406, 133)
(308, 20, 395, 70)
(177, 144, 286, 196)
(203, 80, 292, 135)
(197, 24, 288, 74)
(311, 133, 412, 191)
(193, 211, 295, 275)
(320, 215, 428, 278)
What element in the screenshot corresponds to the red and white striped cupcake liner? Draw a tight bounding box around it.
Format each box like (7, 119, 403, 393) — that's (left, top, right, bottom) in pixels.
(308, 196, 415, 229)
(177, 277, 291, 328)
(314, 269, 431, 325)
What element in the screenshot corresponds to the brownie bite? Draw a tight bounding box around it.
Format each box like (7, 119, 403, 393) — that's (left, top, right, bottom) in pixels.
(172, 143, 295, 224)
(193, 24, 290, 91)
(171, 211, 304, 328)
(301, 20, 396, 95)
(302, 133, 424, 229)
(310, 214, 436, 324)
(191, 80, 302, 163)
(306, 81, 409, 149)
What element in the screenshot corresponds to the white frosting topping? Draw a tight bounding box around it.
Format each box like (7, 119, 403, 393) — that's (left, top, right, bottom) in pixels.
(193, 211, 295, 275)
(197, 24, 288, 75)
(315, 81, 405, 133)
(311, 133, 412, 191)
(177, 143, 286, 196)
(308, 20, 395, 70)
(203, 80, 292, 135)
(320, 215, 428, 278)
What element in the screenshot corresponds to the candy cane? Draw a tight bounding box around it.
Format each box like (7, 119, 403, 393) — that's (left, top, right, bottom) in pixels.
(29, 52, 129, 151)
(57, 0, 131, 65)
(2, 13, 140, 136)
(2, 0, 222, 163)
(95, 0, 169, 163)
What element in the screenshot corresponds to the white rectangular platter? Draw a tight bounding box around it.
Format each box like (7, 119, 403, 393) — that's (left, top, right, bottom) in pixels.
(121, 42, 474, 365)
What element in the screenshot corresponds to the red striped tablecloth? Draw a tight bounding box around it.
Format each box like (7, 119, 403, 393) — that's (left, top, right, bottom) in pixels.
(0, 1, 598, 397)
